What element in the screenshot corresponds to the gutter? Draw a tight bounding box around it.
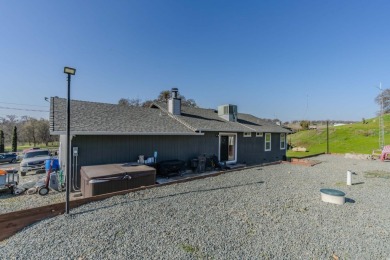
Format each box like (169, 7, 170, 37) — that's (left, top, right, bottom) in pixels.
(50, 131, 204, 136)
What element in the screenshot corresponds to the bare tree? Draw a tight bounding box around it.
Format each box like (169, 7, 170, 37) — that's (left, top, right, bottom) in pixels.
(118, 98, 142, 107)
(142, 100, 154, 108)
(0, 115, 55, 148)
(118, 89, 198, 108)
(22, 118, 38, 146)
(184, 98, 197, 108)
(118, 98, 130, 106)
(36, 119, 51, 146)
(155, 90, 198, 107)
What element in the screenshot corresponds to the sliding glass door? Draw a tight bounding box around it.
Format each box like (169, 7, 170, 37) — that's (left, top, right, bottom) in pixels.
(219, 133, 237, 163)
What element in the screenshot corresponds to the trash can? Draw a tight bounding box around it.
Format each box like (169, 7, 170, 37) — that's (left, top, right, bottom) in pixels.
(190, 158, 198, 172)
(197, 155, 206, 173)
(45, 159, 60, 173)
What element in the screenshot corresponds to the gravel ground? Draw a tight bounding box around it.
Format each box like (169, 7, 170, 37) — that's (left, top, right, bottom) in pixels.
(0, 170, 65, 214)
(1, 154, 390, 259)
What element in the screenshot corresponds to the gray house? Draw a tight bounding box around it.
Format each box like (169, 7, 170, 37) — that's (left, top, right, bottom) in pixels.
(50, 89, 290, 184)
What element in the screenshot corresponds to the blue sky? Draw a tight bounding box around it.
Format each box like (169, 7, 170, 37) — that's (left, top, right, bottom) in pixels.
(1, 0, 390, 122)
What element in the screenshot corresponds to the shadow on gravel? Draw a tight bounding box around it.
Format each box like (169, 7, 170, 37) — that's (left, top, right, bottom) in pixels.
(352, 182, 364, 186)
(0, 192, 13, 200)
(72, 181, 265, 216)
(345, 198, 355, 203)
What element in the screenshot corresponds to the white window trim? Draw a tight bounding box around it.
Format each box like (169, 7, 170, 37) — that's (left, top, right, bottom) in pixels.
(280, 133, 286, 150)
(265, 133, 271, 151)
(243, 132, 251, 137)
(256, 132, 263, 137)
(218, 132, 238, 164)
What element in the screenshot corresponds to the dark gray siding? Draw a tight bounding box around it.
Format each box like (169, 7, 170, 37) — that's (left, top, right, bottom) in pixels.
(71, 132, 219, 182)
(70, 131, 286, 184)
(237, 133, 286, 165)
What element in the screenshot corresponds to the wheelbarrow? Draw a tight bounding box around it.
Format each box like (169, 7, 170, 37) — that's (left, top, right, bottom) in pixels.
(0, 169, 19, 194)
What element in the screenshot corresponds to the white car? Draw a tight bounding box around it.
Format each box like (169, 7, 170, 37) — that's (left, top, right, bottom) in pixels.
(19, 150, 51, 176)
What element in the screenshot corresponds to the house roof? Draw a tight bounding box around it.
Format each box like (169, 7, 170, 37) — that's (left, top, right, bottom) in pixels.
(50, 97, 290, 135)
(50, 98, 198, 135)
(153, 102, 290, 134)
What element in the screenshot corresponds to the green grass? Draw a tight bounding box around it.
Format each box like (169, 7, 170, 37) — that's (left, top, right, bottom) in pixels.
(287, 115, 390, 158)
(4, 142, 59, 153)
(180, 244, 199, 254)
(364, 170, 390, 179)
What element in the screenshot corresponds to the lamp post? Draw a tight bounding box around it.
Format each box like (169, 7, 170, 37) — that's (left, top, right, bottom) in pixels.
(64, 67, 76, 214)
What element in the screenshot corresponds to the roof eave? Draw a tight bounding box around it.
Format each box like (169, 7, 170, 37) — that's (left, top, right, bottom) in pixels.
(50, 131, 204, 136)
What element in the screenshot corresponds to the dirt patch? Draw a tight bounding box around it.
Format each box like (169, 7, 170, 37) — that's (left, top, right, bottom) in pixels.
(289, 158, 321, 167)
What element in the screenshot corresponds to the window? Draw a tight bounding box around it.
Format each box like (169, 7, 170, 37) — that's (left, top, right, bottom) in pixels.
(280, 133, 286, 149)
(24, 150, 50, 158)
(265, 133, 271, 151)
(243, 132, 251, 137)
(256, 132, 263, 137)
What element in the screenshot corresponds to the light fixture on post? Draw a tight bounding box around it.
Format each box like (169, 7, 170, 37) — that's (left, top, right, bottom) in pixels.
(64, 66, 76, 214)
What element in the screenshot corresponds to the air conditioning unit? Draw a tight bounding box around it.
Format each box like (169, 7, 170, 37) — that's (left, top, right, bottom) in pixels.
(218, 104, 238, 122)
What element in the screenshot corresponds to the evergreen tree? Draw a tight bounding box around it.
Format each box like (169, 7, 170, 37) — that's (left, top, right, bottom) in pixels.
(12, 126, 17, 152)
(0, 130, 4, 153)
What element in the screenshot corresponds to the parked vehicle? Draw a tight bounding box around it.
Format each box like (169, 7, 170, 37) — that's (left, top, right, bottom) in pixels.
(0, 153, 17, 164)
(19, 149, 51, 176)
(16, 153, 24, 161)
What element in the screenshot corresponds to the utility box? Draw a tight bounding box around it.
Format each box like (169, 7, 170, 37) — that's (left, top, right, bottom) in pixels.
(217, 104, 238, 122)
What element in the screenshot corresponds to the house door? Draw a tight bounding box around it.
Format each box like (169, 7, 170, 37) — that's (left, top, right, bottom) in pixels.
(219, 133, 237, 163)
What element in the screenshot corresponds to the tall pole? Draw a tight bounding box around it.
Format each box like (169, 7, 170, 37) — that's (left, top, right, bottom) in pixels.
(326, 120, 329, 154)
(66, 73, 71, 214)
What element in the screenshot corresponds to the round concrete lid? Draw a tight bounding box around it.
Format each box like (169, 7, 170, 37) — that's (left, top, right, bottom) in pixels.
(320, 188, 346, 196)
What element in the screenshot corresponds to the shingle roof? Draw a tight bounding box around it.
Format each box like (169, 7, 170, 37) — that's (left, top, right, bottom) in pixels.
(50, 98, 196, 134)
(153, 102, 290, 134)
(153, 103, 250, 132)
(237, 113, 291, 133)
(50, 97, 290, 135)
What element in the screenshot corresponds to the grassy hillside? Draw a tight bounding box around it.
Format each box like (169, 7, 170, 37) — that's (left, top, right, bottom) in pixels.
(287, 115, 390, 157)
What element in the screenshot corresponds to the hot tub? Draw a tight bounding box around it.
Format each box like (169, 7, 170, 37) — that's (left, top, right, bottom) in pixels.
(80, 163, 156, 198)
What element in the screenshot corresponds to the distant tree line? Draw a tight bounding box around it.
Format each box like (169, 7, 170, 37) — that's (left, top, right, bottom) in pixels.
(0, 115, 58, 151)
(118, 90, 198, 108)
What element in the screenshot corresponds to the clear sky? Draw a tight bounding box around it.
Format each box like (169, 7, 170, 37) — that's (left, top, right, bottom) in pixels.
(1, 0, 390, 122)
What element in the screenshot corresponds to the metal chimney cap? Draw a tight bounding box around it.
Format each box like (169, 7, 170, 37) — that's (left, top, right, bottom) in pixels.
(171, 88, 178, 92)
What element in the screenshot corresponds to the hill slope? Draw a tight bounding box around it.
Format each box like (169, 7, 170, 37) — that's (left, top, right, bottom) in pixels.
(287, 115, 390, 157)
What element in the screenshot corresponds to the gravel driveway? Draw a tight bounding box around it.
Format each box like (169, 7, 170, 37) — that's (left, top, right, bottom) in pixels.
(1, 154, 390, 259)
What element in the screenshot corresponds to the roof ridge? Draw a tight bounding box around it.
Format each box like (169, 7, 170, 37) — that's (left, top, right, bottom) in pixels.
(152, 102, 198, 132)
